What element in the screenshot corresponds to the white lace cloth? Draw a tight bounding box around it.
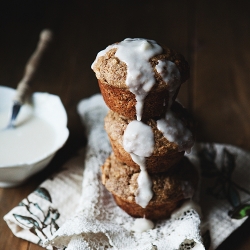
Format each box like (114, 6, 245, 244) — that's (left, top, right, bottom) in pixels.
(4, 94, 250, 250)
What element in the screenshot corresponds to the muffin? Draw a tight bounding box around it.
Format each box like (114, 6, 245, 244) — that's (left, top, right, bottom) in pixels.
(104, 101, 194, 173)
(101, 153, 198, 220)
(92, 38, 190, 120)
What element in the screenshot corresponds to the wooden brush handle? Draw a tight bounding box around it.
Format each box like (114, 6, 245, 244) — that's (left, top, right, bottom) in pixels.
(14, 29, 53, 104)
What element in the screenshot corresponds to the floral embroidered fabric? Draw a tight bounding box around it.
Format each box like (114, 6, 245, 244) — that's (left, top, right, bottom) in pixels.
(4, 94, 250, 250)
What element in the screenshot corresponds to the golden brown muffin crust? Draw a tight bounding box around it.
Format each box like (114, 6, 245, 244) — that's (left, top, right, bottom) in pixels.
(98, 79, 170, 120)
(102, 153, 198, 205)
(93, 48, 128, 88)
(104, 101, 193, 156)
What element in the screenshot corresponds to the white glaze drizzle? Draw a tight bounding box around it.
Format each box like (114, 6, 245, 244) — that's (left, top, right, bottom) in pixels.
(156, 110, 194, 153)
(131, 153, 153, 208)
(131, 217, 154, 233)
(0, 109, 56, 166)
(155, 59, 181, 107)
(115, 39, 162, 121)
(92, 38, 163, 121)
(123, 120, 155, 157)
(123, 120, 154, 208)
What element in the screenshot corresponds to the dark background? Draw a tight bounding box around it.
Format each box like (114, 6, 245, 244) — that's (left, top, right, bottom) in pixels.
(0, 0, 250, 249)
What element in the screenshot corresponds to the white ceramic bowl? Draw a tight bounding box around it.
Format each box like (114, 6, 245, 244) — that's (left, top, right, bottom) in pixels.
(0, 86, 69, 187)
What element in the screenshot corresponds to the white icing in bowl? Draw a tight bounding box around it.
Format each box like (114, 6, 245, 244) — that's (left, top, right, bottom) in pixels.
(0, 85, 69, 187)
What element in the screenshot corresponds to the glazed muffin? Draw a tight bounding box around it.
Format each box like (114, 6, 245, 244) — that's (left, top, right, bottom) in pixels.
(104, 101, 194, 173)
(92, 38, 190, 120)
(101, 153, 198, 220)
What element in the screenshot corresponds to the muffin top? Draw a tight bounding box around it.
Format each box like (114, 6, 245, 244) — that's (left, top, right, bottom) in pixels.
(102, 153, 198, 205)
(92, 38, 190, 89)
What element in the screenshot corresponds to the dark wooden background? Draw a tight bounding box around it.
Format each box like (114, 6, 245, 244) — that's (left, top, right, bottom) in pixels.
(1, 0, 250, 249)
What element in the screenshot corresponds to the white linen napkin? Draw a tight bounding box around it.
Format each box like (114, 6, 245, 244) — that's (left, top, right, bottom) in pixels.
(4, 94, 250, 250)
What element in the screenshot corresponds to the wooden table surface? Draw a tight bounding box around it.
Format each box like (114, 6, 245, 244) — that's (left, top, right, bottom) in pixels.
(1, 1, 250, 249)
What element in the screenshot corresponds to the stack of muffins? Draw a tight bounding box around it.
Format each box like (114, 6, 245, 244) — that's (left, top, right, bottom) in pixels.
(92, 38, 198, 220)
